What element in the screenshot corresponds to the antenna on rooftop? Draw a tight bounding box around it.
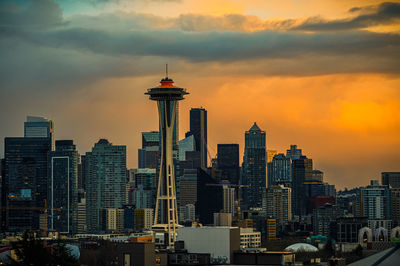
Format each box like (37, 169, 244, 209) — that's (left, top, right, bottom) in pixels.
(166, 64, 168, 78)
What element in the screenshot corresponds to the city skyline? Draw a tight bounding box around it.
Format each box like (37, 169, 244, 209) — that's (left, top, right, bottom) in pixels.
(1, 0, 400, 190)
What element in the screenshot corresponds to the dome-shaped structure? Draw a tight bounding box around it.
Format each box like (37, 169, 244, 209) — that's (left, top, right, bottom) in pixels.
(284, 243, 318, 252)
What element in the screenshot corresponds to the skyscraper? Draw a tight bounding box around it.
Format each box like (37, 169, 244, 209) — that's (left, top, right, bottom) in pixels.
(217, 144, 240, 185)
(269, 153, 291, 186)
(145, 75, 188, 247)
(138, 131, 160, 169)
(382, 172, 400, 188)
(85, 139, 126, 232)
(292, 155, 313, 216)
(242, 122, 266, 208)
(187, 108, 207, 169)
(24, 116, 54, 150)
(2, 137, 51, 232)
(48, 140, 79, 234)
(262, 185, 292, 230)
(358, 180, 391, 220)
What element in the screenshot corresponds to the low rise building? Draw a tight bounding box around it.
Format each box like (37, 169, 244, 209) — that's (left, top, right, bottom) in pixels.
(240, 228, 261, 249)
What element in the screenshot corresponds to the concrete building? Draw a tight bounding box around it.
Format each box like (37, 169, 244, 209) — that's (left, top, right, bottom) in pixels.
(390, 187, 400, 226)
(262, 186, 292, 229)
(85, 139, 126, 232)
(223, 186, 235, 214)
(312, 204, 345, 236)
(177, 226, 240, 264)
(332, 217, 368, 243)
(239, 228, 261, 249)
(100, 208, 124, 232)
(179, 204, 195, 223)
(266, 218, 277, 240)
(214, 212, 232, 226)
(134, 209, 153, 231)
(358, 180, 391, 220)
(77, 198, 87, 233)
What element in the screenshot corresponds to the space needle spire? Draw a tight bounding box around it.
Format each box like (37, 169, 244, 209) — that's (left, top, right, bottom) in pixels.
(145, 70, 188, 248)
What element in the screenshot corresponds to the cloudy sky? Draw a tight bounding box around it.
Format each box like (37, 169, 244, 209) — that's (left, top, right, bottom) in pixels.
(1, 0, 399, 189)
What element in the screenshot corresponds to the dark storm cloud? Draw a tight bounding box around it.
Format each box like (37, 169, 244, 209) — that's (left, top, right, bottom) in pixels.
(0, 0, 63, 28)
(1, 0, 400, 93)
(294, 2, 400, 31)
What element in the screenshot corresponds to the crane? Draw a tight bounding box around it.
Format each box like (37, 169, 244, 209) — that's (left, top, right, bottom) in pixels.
(2, 199, 62, 237)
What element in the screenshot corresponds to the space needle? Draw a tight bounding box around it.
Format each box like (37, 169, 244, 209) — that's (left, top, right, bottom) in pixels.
(145, 67, 188, 248)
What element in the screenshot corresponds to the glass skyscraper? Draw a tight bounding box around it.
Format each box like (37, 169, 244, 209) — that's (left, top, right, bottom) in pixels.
(242, 123, 266, 208)
(24, 116, 54, 150)
(2, 137, 51, 232)
(187, 108, 207, 169)
(85, 139, 126, 232)
(48, 140, 79, 234)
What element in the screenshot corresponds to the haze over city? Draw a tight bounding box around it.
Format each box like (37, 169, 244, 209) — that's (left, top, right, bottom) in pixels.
(1, 0, 400, 189)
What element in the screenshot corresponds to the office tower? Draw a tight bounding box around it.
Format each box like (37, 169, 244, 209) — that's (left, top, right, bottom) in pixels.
(135, 168, 156, 190)
(2, 137, 51, 232)
(312, 170, 324, 182)
(145, 75, 188, 247)
(262, 186, 292, 229)
(332, 217, 368, 243)
(286, 145, 302, 160)
(196, 168, 223, 225)
(266, 218, 277, 240)
(179, 169, 198, 207)
(179, 135, 195, 161)
(291, 155, 313, 216)
(214, 212, 232, 226)
(100, 208, 124, 232)
(223, 186, 235, 214)
(269, 153, 291, 186)
(77, 198, 86, 233)
(134, 209, 153, 231)
(85, 139, 126, 232)
(242, 123, 266, 208)
(391, 188, 400, 226)
(133, 185, 153, 209)
(78, 155, 87, 191)
(267, 150, 277, 163)
(187, 108, 207, 169)
(179, 204, 195, 223)
(382, 172, 400, 188)
(217, 144, 240, 185)
(138, 131, 160, 169)
(123, 205, 135, 230)
(312, 204, 344, 236)
(24, 116, 54, 150)
(48, 140, 79, 234)
(358, 180, 391, 220)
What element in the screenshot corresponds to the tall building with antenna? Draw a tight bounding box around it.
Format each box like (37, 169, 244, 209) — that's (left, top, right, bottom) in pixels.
(145, 69, 189, 248)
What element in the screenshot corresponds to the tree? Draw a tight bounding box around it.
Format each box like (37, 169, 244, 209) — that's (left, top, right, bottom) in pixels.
(9, 231, 79, 266)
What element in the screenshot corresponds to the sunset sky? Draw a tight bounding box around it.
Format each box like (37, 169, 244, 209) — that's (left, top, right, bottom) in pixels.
(0, 0, 399, 189)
